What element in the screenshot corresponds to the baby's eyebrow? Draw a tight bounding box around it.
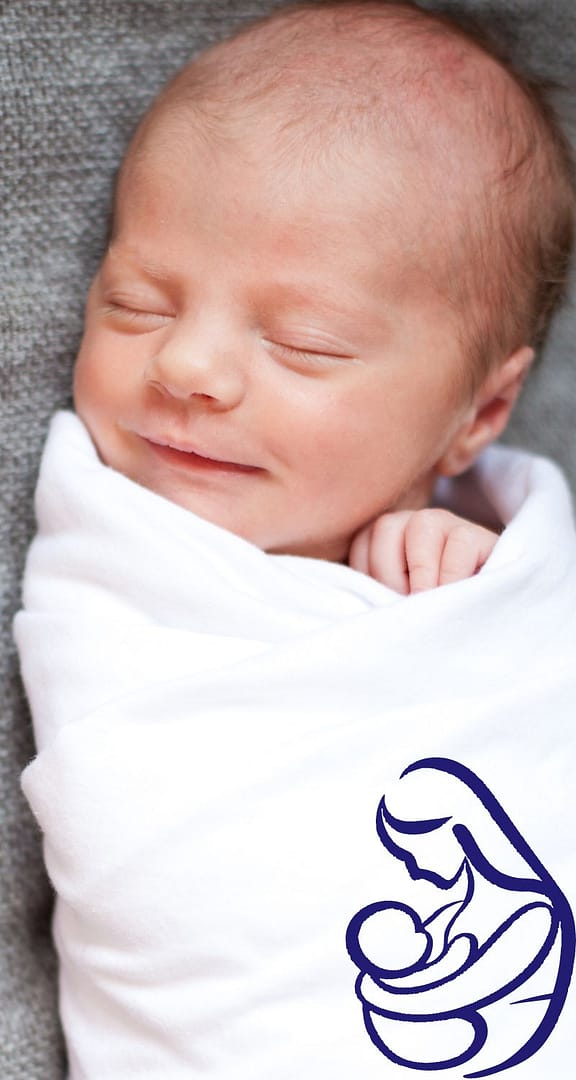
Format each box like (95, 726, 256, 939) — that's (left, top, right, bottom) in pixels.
(259, 275, 384, 318)
(104, 246, 174, 282)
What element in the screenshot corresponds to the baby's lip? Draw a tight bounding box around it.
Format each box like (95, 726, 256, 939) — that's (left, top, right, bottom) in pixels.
(139, 431, 262, 473)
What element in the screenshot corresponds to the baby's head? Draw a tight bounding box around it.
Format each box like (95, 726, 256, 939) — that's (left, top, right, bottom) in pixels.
(74, 0, 575, 561)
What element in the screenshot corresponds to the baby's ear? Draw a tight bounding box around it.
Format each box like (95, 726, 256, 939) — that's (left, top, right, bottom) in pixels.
(437, 345, 534, 477)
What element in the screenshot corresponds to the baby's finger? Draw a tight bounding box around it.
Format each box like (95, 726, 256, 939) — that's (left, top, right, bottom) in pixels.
(439, 524, 497, 586)
(404, 511, 449, 593)
(366, 513, 411, 594)
(348, 524, 371, 576)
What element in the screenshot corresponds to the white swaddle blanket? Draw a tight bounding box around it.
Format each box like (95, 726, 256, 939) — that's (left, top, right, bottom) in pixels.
(15, 411, 576, 1080)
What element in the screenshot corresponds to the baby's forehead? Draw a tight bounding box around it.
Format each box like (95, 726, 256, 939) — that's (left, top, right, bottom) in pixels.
(131, 12, 510, 264)
(138, 23, 493, 209)
(130, 2, 522, 254)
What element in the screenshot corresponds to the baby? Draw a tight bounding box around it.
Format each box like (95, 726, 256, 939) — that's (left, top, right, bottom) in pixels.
(16, 2, 576, 1078)
(70, 0, 573, 591)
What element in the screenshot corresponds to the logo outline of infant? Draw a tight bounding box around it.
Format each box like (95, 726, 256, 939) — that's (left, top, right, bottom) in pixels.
(346, 757, 575, 1076)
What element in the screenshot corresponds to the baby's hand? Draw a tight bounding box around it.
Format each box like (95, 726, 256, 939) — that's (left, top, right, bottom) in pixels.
(348, 509, 498, 594)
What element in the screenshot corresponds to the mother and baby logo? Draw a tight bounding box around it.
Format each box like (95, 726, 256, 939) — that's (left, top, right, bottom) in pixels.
(346, 758, 574, 1076)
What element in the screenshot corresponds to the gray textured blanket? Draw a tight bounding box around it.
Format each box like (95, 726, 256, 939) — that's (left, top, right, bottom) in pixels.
(1, 2, 574, 1076)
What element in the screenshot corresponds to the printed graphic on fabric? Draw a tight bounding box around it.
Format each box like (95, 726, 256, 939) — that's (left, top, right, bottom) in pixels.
(346, 758, 574, 1076)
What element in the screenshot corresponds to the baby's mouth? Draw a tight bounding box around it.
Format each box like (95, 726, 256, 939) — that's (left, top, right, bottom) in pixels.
(142, 435, 262, 474)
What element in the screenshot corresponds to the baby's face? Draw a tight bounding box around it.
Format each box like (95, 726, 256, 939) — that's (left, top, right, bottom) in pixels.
(74, 110, 473, 561)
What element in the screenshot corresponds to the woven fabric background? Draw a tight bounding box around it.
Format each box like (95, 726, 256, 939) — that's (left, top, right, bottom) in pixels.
(1, 1, 574, 1076)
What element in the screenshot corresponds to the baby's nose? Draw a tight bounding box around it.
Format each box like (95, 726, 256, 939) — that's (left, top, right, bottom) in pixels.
(146, 328, 247, 409)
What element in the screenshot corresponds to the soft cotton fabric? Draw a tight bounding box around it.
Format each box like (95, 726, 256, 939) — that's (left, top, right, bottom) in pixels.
(15, 411, 576, 1079)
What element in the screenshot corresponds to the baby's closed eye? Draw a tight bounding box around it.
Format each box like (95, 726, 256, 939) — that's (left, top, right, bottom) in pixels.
(263, 337, 357, 373)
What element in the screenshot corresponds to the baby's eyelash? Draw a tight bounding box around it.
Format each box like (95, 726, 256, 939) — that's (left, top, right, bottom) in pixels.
(102, 303, 172, 327)
(267, 340, 354, 368)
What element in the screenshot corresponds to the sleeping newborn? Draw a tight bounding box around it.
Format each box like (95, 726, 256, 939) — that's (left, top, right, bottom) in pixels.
(15, 2, 576, 1077)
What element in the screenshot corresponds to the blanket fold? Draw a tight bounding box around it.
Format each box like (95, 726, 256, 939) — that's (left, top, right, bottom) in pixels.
(15, 411, 576, 1079)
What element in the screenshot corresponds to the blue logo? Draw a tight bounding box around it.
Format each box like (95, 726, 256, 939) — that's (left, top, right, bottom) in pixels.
(346, 758, 574, 1076)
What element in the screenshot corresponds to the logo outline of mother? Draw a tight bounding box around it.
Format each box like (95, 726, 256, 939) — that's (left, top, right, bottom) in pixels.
(346, 757, 575, 1076)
